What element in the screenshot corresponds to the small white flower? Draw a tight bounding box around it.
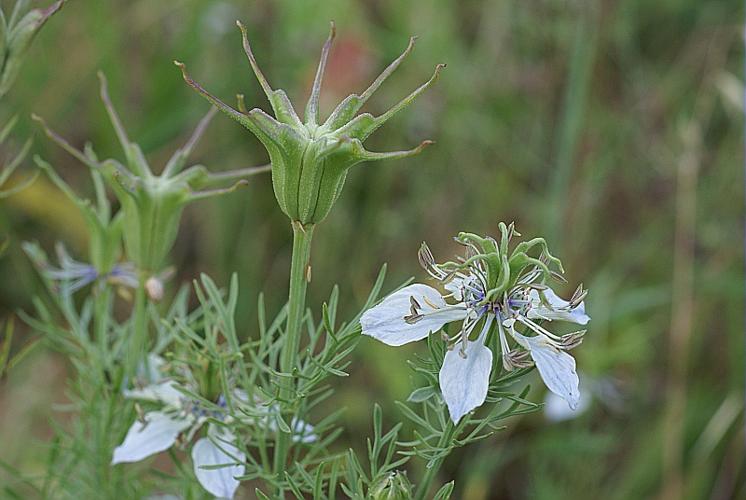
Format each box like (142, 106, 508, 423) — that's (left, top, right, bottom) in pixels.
(113, 354, 317, 498)
(23, 241, 138, 294)
(112, 356, 245, 499)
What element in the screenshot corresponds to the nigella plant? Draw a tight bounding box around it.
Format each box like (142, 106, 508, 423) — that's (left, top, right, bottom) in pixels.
(174, 21, 444, 489)
(362, 222, 590, 424)
(4, 10, 606, 498)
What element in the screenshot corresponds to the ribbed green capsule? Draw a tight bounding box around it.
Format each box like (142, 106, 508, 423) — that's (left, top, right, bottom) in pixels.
(177, 21, 444, 225)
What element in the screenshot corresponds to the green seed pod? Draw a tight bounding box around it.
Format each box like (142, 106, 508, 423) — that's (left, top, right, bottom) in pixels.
(177, 21, 443, 226)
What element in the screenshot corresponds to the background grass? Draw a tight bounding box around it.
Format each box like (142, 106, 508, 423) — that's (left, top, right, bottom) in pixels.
(0, 0, 744, 498)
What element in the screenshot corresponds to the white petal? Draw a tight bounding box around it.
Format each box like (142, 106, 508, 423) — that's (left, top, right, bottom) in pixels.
(438, 319, 494, 424)
(527, 288, 590, 325)
(192, 427, 245, 499)
(123, 381, 184, 407)
(143, 353, 167, 382)
(361, 284, 467, 346)
(522, 335, 581, 410)
(290, 417, 317, 444)
(112, 411, 191, 464)
(544, 387, 591, 422)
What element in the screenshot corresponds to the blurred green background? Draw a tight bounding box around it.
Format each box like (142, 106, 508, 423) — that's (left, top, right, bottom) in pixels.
(0, 0, 744, 498)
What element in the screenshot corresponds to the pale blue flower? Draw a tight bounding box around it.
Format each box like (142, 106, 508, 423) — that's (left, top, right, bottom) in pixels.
(362, 241, 590, 423)
(112, 355, 246, 499)
(113, 355, 316, 498)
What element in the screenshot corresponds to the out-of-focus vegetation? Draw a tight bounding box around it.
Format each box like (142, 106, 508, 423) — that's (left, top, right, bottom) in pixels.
(0, 0, 743, 498)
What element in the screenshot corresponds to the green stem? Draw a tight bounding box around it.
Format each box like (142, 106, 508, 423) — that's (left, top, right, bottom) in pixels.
(126, 277, 148, 378)
(93, 284, 111, 373)
(414, 423, 455, 500)
(91, 284, 114, 493)
(273, 220, 315, 488)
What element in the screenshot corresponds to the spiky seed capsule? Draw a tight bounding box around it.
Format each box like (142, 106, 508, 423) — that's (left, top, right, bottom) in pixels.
(177, 21, 444, 225)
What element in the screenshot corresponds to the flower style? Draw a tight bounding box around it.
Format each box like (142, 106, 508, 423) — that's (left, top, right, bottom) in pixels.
(361, 223, 590, 424)
(176, 21, 443, 225)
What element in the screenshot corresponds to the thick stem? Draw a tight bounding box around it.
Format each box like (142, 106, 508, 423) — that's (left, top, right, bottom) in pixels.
(414, 423, 455, 500)
(273, 220, 315, 487)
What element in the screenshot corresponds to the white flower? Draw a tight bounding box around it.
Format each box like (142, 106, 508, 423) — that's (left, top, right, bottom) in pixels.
(361, 238, 590, 424)
(113, 354, 317, 498)
(112, 356, 245, 499)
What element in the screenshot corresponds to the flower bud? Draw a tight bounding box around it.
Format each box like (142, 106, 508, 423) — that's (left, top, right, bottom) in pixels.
(177, 22, 443, 225)
(369, 472, 413, 500)
(144, 276, 164, 302)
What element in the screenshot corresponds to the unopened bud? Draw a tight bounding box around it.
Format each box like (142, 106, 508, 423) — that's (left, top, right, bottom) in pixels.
(145, 276, 164, 302)
(370, 472, 412, 500)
